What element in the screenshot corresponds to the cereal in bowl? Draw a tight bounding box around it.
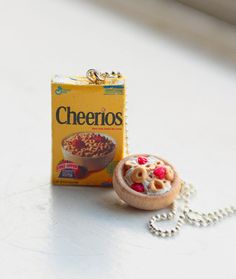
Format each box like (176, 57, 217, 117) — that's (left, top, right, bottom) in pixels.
(63, 133, 115, 157)
(123, 155, 174, 195)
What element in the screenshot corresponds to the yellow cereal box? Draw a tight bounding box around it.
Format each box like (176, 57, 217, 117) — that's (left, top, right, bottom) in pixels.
(51, 71, 126, 186)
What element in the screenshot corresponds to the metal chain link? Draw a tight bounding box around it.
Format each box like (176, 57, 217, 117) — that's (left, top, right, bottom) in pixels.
(148, 181, 236, 237)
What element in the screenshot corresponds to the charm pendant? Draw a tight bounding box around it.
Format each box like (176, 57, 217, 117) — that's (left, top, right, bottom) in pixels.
(113, 154, 236, 237)
(113, 154, 181, 210)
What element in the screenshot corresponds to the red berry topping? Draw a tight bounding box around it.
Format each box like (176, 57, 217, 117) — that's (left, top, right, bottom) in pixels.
(93, 135, 106, 143)
(94, 135, 102, 142)
(153, 167, 166, 179)
(73, 139, 85, 149)
(130, 183, 145, 193)
(137, 156, 148, 165)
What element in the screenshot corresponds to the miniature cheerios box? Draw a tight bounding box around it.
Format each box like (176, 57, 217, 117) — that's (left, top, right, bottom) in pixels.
(51, 71, 126, 186)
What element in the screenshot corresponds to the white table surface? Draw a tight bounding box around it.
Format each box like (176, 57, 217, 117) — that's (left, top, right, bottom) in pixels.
(1, 0, 236, 278)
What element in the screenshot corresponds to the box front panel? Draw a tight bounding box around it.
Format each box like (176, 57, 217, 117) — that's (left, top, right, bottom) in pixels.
(51, 82, 125, 186)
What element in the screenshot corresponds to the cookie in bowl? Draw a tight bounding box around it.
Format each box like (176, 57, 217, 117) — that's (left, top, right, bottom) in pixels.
(113, 154, 181, 210)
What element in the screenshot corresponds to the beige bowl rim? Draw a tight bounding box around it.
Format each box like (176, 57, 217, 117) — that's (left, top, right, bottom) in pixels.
(113, 153, 181, 200)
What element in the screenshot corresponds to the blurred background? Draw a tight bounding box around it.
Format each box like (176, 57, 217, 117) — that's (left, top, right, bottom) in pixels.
(1, 1, 236, 278)
(1, 0, 235, 192)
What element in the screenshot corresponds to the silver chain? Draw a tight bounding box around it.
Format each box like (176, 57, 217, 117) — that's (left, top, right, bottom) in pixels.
(148, 181, 236, 237)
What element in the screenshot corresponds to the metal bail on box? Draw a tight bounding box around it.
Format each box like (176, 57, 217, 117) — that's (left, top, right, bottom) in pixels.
(86, 69, 122, 84)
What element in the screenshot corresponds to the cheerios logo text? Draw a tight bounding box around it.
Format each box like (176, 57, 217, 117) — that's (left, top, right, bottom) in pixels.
(56, 106, 123, 126)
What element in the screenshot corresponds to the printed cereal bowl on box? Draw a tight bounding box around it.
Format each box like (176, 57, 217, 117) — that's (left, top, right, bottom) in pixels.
(61, 132, 116, 171)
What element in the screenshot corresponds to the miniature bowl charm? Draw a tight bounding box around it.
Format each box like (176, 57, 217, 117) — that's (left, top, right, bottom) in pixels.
(113, 154, 181, 210)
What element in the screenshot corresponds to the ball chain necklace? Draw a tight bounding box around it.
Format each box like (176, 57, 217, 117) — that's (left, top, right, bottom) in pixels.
(87, 69, 236, 238)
